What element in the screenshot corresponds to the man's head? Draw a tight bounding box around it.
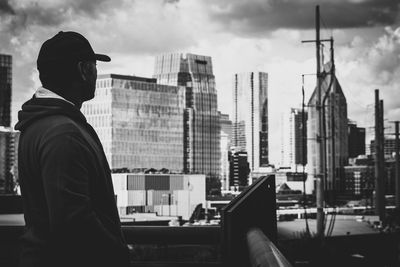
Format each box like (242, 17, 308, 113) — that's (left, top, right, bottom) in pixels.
(37, 31, 110, 105)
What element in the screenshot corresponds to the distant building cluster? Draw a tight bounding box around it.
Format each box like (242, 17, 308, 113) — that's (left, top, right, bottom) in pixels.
(3, 48, 397, 208)
(83, 55, 270, 196)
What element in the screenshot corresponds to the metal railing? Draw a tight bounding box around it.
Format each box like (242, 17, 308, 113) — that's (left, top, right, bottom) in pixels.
(247, 228, 292, 267)
(222, 175, 281, 266)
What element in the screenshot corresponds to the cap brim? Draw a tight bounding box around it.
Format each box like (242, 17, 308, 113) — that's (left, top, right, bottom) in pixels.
(95, 54, 111, 62)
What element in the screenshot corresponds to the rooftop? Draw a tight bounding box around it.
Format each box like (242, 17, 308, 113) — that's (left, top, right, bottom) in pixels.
(98, 73, 157, 83)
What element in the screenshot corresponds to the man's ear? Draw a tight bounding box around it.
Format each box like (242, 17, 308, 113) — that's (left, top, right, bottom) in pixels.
(77, 61, 87, 81)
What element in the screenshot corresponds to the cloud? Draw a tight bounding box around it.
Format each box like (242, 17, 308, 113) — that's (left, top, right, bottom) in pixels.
(335, 26, 400, 139)
(1, 0, 122, 33)
(164, 0, 179, 4)
(3, 0, 208, 126)
(0, 0, 15, 14)
(205, 0, 399, 36)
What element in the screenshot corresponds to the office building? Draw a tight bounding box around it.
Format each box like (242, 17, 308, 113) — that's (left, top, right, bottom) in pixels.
(232, 72, 268, 172)
(111, 173, 206, 220)
(153, 53, 220, 194)
(348, 120, 366, 158)
(343, 165, 374, 197)
(281, 108, 307, 169)
(0, 54, 11, 127)
(229, 150, 250, 191)
(307, 62, 348, 198)
(0, 127, 19, 194)
(370, 138, 397, 159)
(219, 113, 232, 191)
(219, 112, 232, 141)
(82, 74, 185, 172)
(220, 131, 230, 191)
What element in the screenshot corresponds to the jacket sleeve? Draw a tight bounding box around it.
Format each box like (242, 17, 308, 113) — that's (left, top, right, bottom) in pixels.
(39, 131, 129, 265)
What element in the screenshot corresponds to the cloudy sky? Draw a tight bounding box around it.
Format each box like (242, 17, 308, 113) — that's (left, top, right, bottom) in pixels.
(1, 0, 399, 164)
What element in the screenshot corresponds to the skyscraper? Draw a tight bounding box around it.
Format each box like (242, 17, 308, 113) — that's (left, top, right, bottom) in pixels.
(219, 112, 232, 141)
(229, 150, 250, 190)
(81, 74, 185, 172)
(348, 120, 366, 158)
(153, 53, 220, 194)
(232, 72, 268, 172)
(0, 127, 18, 194)
(307, 62, 348, 197)
(0, 54, 12, 127)
(281, 108, 307, 168)
(0, 55, 13, 194)
(219, 112, 232, 191)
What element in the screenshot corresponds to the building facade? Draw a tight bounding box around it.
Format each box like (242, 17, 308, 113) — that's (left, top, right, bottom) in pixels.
(81, 74, 185, 172)
(343, 165, 374, 197)
(348, 120, 366, 158)
(153, 53, 220, 193)
(228, 150, 250, 191)
(370, 138, 397, 159)
(281, 108, 307, 169)
(232, 72, 268, 172)
(0, 127, 19, 194)
(219, 112, 232, 141)
(307, 62, 348, 197)
(0, 54, 12, 127)
(111, 173, 206, 219)
(219, 113, 232, 191)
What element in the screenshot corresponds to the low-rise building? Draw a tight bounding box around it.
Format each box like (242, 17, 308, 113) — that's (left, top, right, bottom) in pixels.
(111, 173, 206, 220)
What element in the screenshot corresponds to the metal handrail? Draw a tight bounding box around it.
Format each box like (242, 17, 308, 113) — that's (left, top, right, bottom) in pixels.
(247, 228, 292, 267)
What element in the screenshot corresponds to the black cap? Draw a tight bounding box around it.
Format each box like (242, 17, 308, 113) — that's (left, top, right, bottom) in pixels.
(37, 31, 111, 69)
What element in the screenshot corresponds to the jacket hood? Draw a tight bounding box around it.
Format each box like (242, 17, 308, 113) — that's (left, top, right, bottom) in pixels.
(15, 97, 87, 132)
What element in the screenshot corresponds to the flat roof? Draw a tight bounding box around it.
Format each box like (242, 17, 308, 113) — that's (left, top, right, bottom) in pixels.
(98, 73, 157, 83)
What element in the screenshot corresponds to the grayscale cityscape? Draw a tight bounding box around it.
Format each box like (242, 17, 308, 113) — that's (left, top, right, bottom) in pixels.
(0, 0, 400, 266)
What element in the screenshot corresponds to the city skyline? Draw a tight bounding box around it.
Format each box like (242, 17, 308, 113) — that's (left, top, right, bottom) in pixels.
(0, 0, 399, 164)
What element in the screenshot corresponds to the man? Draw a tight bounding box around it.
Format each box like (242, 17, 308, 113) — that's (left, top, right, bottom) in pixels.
(15, 31, 130, 267)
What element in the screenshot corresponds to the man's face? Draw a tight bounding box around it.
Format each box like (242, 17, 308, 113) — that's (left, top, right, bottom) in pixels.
(81, 61, 97, 101)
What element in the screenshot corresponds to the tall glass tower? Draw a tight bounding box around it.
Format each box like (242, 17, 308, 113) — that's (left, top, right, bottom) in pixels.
(154, 53, 220, 193)
(232, 72, 268, 172)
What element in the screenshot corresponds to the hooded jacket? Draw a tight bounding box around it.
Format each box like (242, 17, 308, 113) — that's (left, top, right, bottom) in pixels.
(15, 97, 129, 267)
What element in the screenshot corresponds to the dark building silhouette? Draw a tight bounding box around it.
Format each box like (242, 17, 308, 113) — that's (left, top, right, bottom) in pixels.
(229, 150, 250, 191)
(0, 129, 19, 194)
(0, 54, 12, 127)
(281, 108, 307, 168)
(348, 121, 366, 158)
(0, 55, 14, 194)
